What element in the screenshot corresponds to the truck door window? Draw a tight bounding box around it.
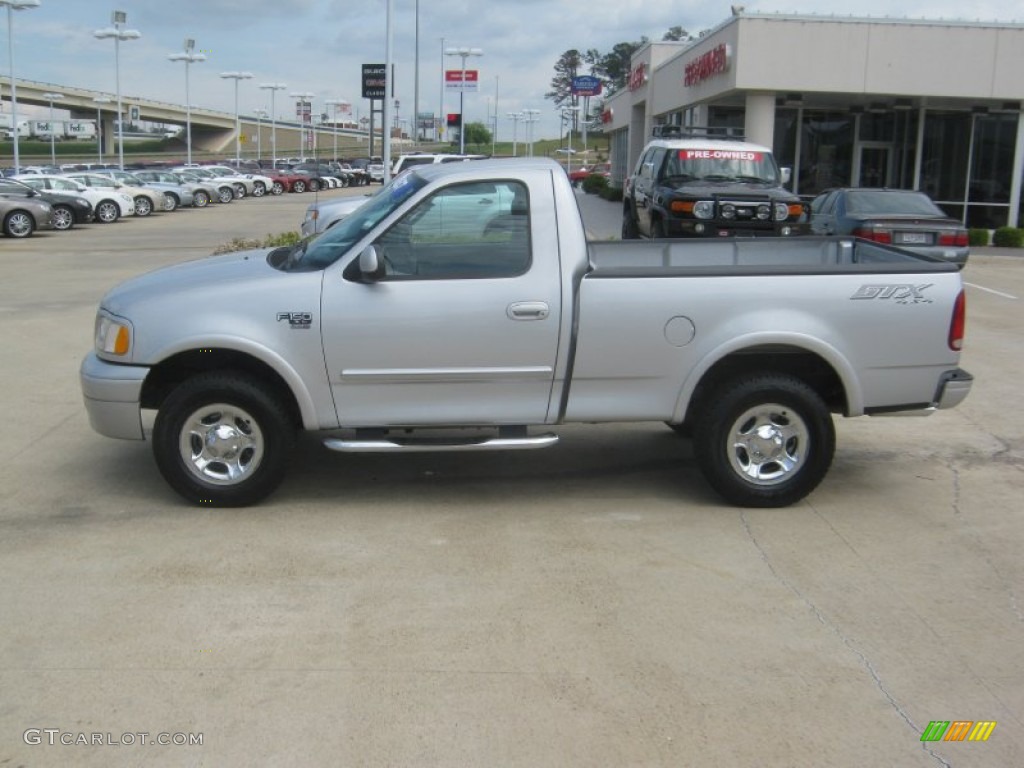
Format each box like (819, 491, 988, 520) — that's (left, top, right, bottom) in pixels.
(374, 180, 531, 280)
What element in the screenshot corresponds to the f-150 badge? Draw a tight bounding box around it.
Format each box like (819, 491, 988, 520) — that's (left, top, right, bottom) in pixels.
(277, 311, 313, 328)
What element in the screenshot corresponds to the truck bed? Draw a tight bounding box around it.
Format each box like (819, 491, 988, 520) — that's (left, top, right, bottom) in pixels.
(586, 236, 959, 276)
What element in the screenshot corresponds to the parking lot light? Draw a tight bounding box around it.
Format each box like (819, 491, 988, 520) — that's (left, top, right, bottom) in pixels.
(168, 39, 206, 166)
(2, 0, 40, 175)
(259, 83, 287, 165)
(41, 91, 63, 165)
(444, 46, 482, 155)
(93, 10, 140, 171)
(92, 96, 111, 165)
(220, 71, 253, 165)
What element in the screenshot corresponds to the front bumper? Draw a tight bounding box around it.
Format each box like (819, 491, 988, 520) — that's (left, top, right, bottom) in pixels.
(80, 352, 149, 440)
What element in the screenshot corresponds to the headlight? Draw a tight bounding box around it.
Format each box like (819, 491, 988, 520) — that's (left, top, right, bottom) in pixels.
(774, 203, 790, 221)
(95, 313, 131, 356)
(756, 204, 771, 220)
(692, 200, 714, 220)
(721, 203, 736, 220)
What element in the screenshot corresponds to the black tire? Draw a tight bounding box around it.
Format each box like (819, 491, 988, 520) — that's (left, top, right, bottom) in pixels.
(308, 179, 320, 192)
(192, 190, 210, 208)
(162, 193, 179, 212)
(651, 219, 668, 239)
(693, 373, 835, 508)
(133, 196, 153, 217)
(152, 372, 295, 507)
(292, 180, 306, 193)
(621, 206, 639, 239)
(271, 181, 284, 195)
(252, 181, 266, 197)
(51, 205, 75, 231)
(232, 183, 246, 199)
(4, 210, 35, 237)
(217, 186, 234, 204)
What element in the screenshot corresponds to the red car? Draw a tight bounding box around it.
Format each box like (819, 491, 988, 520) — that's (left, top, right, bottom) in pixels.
(262, 168, 316, 194)
(568, 162, 611, 187)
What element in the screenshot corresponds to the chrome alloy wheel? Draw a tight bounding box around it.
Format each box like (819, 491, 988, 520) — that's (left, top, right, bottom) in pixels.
(726, 403, 810, 486)
(178, 403, 265, 486)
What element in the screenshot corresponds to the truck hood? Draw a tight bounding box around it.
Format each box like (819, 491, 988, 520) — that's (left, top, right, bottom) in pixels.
(102, 248, 277, 316)
(668, 179, 794, 197)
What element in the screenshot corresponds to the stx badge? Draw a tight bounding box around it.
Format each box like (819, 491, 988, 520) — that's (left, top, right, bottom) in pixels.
(850, 284, 933, 304)
(277, 311, 313, 329)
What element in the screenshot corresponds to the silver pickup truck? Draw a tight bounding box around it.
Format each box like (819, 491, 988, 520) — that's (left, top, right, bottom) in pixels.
(81, 158, 972, 508)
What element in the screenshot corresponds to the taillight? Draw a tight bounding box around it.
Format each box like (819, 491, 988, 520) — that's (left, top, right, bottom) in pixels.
(949, 289, 966, 351)
(853, 227, 892, 244)
(939, 230, 969, 247)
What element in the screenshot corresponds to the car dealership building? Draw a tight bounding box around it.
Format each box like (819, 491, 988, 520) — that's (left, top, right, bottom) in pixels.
(602, 12, 1024, 228)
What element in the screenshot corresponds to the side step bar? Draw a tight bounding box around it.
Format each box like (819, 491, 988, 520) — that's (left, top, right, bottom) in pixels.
(323, 433, 559, 453)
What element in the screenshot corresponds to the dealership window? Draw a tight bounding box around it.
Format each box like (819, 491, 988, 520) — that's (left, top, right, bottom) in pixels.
(773, 109, 799, 190)
(798, 111, 854, 197)
(920, 112, 971, 206)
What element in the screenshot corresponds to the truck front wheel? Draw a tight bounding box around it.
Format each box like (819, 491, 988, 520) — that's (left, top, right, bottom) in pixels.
(153, 372, 295, 507)
(693, 373, 834, 508)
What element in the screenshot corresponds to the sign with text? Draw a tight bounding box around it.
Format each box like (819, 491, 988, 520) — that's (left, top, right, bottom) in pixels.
(362, 63, 386, 99)
(684, 44, 732, 87)
(571, 75, 603, 97)
(445, 69, 479, 92)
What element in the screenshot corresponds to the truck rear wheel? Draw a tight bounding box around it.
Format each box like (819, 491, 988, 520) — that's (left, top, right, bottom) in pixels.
(693, 373, 834, 507)
(152, 372, 295, 507)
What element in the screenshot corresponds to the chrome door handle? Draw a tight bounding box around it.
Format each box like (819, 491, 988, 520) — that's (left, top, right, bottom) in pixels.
(507, 301, 550, 320)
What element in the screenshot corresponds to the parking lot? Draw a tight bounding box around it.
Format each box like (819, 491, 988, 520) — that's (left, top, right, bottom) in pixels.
(1, 186, 1021, 766)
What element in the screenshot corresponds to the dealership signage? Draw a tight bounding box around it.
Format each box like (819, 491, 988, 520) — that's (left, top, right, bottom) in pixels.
(571, 75, 603, 97)
(684, 44, 732, 87)
(362, 63, 386, 99)
(681, 149, 762, 160)
(628, 62, 647, 91)
(445, 70, 479, 92)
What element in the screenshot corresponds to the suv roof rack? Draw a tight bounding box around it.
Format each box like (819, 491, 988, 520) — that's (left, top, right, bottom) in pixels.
(651, 125, 746, 140)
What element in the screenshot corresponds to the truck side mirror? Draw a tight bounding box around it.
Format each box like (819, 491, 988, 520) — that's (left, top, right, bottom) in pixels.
(358, 245, 384, 282)
(780, 167, 792, 186)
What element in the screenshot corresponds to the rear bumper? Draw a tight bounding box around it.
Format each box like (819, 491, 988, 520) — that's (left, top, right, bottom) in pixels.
(80, 352, 149, 440)
(934, 368, 973, 409)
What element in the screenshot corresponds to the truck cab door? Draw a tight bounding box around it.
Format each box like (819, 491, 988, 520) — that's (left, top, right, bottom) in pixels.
(320, 177, 563, 427)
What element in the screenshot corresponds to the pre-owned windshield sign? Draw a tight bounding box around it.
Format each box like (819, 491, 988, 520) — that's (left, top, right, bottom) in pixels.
(681, 150, 763, 161)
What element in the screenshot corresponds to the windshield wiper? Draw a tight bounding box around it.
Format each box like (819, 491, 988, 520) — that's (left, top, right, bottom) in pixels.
(701, 174, 736, 181)
(734, 175, 770, 183)
(663, 173, 697, 182)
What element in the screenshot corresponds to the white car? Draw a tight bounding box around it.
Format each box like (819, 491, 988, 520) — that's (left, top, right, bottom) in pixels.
(13, 174, 134, 223)
(200, 165, 276, 197)
(174, 167, 251, 200)
(64, 172, 162, 218)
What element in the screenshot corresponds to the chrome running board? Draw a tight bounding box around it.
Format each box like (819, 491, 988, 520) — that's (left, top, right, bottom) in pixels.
(323, 433, 559, 453)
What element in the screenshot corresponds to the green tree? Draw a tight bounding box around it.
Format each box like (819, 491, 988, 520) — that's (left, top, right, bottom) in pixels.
(662, 26, 694, 42)
(546, 49, 582, 108)
(463, 121, 492, 150)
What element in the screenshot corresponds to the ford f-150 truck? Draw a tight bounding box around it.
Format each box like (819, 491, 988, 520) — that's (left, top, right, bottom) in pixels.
(80, 157, 972, 508)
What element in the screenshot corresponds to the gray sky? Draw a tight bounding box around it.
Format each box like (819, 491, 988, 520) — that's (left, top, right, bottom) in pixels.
(7, 0, 1024, 143)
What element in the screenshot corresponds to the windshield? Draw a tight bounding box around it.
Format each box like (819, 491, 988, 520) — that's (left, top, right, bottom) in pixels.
(846, 190, 944, 216)
(284, 172, 428, 271)
(665, 148, 779, 184)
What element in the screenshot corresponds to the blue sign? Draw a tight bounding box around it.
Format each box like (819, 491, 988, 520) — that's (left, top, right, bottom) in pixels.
(571, 75, 603, 97)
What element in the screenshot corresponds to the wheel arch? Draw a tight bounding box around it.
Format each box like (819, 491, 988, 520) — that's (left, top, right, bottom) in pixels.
(675, 336, 861, 427)
(140, 346, 316, 431)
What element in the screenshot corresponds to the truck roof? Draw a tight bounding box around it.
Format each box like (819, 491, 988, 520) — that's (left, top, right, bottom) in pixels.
(411, 156, 562, 182)
(645, 137, 772, 153)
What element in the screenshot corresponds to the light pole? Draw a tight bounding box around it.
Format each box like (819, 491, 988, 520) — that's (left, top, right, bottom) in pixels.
(259, 83, 287, 165)
(560, 106, 580, 176)
(289, 91, 315, 160)
(219, 71, 252, 164)
(444, 46, 482, 154)
(254, 109, 267, 162)
(41, 91, 63, 165)
(93, 10, 140, 171)
(506, 112, 522, 157)
(168, 39, 206, 166)
(2, 0, 39, 175)
(324, 99, 349, 162)
(92, 96, 111, 166)
(522, 109, 540, 157)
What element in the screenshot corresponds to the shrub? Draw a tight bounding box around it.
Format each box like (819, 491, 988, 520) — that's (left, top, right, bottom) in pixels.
(581, 173, 609, 195)
(968, 229, 990, 247)
(600, 185, 623, 203)
(992, 227, 1024, 248)
(212, 231, 301, 255)
(264, 231, 301, 248)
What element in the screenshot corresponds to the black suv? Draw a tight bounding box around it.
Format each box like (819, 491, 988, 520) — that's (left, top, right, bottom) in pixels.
(622, 126, 807, 239)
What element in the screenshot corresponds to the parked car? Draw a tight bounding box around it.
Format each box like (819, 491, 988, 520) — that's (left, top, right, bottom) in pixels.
(568, 162, 611, 187)
(172, 167, 244, 202)
(162, 171, 226, 205)
(131, 170, 210, 208)
(300, 192, 375, 236)
(89, 169, 193, 211)
(13, 174, 133, 223)
(809, 188, 970, 268)
(201, 165, 274, 197)
(0, 177, 92, 231)
(0, 184, 53, 237)
(64, 172, 162, 218)
(262, 168, 315, 194)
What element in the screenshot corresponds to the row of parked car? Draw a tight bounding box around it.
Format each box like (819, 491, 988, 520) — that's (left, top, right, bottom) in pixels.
(0, 159, 375, 238)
